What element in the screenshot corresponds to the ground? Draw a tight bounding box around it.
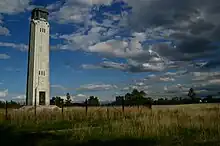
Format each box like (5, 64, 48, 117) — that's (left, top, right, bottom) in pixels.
(0, 104, 220, 146)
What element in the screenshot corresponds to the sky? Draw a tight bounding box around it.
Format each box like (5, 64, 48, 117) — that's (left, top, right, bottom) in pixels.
(1, 0, 220, 102)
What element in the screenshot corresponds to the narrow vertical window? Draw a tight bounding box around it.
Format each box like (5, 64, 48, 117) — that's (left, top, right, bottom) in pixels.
(39, 71, 40, 75)
(40, 28, 41, 32)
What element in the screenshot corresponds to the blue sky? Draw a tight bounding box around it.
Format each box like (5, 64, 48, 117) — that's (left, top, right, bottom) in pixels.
(1, 0, 220, 102)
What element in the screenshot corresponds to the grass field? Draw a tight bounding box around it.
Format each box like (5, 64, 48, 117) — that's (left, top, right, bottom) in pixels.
(0, 104, 220, 146)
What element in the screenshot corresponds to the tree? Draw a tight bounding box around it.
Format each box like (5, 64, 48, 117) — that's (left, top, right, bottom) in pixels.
(188, 88, 196, 100)
(65, 93, 72, 106)
(50, 97, 56, 105)
(54, 96, 64, 107)
(115, 96, 124, 105)
(88, 96, 100, 106)
(132, 89, 146, 106)
(125, 93, 132, 101)
(132, 89, 140, 98)
(140, 90, 146, 97)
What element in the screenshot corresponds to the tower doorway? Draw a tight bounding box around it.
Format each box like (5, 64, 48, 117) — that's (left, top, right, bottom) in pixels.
(39, 91, 46, 105)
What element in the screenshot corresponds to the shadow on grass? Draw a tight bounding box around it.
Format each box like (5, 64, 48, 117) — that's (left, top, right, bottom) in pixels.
(0, 124, 159, 146)
(72, 139, 158, 146)
(0, 124, 67, 146)
(0, 124, 219, 146)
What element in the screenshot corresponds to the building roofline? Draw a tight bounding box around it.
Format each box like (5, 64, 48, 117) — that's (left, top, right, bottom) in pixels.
(32, 7, 49, 15)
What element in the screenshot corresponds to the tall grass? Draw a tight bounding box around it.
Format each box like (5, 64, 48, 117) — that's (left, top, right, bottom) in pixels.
(0, 104, 220, 145)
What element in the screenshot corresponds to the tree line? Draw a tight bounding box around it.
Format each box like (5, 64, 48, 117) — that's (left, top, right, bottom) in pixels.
(0, 88, 220, 108)
(50, 88, 220, 107)
(50, 93, 100, 107)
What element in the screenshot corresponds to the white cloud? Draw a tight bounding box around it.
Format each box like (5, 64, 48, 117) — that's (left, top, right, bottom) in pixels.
(81, 64, 102, 69)
(86, 38, 151, 59)
(0, 0, 31, 14)
(57, 93, 88, 102)
(208, 79, 220, 84)
(0, 26, 10, 36)
(12, 94, 25, 100)
(0, 89, 8, 98)
(72, 94, 88, 102)
(0, 53, 10, 59)
(76, 94, 87, 97)
(0, 0, 31, 36)
(159, 77, 175, 82)
(77, 83, 118, 92)
(0, 42, 28, 51)
(0, 14, 3, 24)
(50, 33, 60, 39)
(164, 70, 188, 78)
(81, 60, 167, 73)
(51, 84, 69, 91)
(135, 82, 145, 86)
(5, 67, 21, 72)
(192, 72, 220, 82)
(49, 0, 113, 23)
(59, 26, 106, 50)
(88, 39, 128, 56)
(74, 0, 113, 5)
(164, 84, 189, 94)
(46, 1, 63, 10)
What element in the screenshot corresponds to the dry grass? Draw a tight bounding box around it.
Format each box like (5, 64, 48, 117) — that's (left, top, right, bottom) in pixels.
(0, 104, 220, 145)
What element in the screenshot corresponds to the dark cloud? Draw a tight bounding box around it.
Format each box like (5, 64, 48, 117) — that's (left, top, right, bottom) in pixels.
(178, 38, 215, 54)
(82, 60, 166, 73)
(189, 20, 215, 35)
(200, 60, 220, 69)
(211, 26, 220, 41)
(126, 0, 220, 65)
(128, 0, 196, 30)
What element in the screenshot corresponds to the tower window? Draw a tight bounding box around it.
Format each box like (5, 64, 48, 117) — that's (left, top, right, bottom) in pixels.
(39, 70, 46, 76)
(40, 28, 46, 33)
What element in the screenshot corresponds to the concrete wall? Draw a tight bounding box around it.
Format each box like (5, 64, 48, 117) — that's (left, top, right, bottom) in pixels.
(26, 18, 50, 106)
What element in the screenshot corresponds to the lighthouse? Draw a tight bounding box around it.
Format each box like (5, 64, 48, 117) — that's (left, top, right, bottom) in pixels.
(26, 8, 50, 106)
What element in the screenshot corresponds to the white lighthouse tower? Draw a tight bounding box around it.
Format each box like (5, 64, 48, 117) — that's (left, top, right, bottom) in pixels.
(26, 8, 50, 106)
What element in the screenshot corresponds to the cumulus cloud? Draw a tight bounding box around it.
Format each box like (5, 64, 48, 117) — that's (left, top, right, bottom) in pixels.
(5, 67, 21, 72)
(192, 71, 220, 82)
(76, 83, 118, 92)
(72, 94, 88, 102)
(49, 0, 113, 24)
(0, 0, 31, 36)
(51, 84, 70, 91)
(42, 0, 220, 97)
(0, 53, 10, 59)
(0, 89, 8, 98)
(82, 60, 168, 73)
(0, 26, 10, 36)
(124, 0, 220, 61)
(75, 0, 220, 72)
(12, 94, 26, 100)
(48, 0, 220, 73)
(0, 42, 28, 51)
(0, 0, 31, 14)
